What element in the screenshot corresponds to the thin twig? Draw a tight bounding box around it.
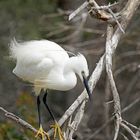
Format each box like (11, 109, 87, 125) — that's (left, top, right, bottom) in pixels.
(107, 8, 125, 33)
(122, 97, 140, 113)
(69, 1, 88, 21)
(95, 2, 119, 10)
(88, 0, 124, 33)
(67, 101, 86, 139)
(122, 120, 140, 132)
(87, 97, 140, 139)
(120, 132, 129, 140)
(121, 123, 138, 140)
(0, 107, 37, 133)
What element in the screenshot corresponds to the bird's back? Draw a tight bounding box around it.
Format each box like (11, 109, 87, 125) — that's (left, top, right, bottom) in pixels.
(10, 39, 69, 82)
(10, 39, 69, 62)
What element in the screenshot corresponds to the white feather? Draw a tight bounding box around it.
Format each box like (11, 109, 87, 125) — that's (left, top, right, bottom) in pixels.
(10, 39, 89, 96)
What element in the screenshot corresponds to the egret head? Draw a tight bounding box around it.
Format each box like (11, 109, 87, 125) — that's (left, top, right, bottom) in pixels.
(74, 53, 89, 79)
(74, 53, 91, 99)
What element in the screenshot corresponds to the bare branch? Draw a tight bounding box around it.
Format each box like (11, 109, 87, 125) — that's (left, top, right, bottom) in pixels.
(122, 120, 140, 132)
(69, 0, 122, 33)
(66, 101, 86, 140)
(0, 107, 37, 134)
(53, 1, 140, 138)
(69, 1, 88, 21)
(105, 24, 122, 140)
(121, 123, 138, 140)
(107, 8, 125, 33)
(120, 132, 129, 140)
(122, 97, 140, 113)
(87, 97, 140, 139)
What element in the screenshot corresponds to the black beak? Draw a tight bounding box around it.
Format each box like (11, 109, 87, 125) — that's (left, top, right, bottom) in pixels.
(82, 72, 92, 100)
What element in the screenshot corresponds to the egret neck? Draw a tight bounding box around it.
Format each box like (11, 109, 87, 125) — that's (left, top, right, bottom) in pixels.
(64, 55, 91, 99)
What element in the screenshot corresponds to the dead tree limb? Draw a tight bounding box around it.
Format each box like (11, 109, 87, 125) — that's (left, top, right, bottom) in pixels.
(0, 107, 37, 134)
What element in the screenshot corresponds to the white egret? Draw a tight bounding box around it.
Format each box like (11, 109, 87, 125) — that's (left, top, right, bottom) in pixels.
(10, 39, 91, 140)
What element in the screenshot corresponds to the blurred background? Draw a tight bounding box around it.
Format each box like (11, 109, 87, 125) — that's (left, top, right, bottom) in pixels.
(0, 0, 140, 139)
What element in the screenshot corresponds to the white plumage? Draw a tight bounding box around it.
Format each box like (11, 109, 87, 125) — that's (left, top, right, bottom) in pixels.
(10, 39, 89, 96)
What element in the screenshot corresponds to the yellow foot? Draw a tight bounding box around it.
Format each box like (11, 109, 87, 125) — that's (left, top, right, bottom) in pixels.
(51, 121, 64, 140)
(35, 125, 50, 140)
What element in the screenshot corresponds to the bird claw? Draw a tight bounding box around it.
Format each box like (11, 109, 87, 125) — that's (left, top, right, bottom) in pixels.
(35, 125, 50, 140)
(50, 122, 64, 140)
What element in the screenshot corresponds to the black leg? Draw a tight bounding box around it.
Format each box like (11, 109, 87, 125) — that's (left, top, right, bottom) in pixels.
(43, 90, 56, 122)
(37, 95, 41, 127)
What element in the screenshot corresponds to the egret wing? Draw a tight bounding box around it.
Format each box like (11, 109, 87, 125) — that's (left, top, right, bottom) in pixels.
(10, 39, 68, 82)
(13, 54, 53, 82)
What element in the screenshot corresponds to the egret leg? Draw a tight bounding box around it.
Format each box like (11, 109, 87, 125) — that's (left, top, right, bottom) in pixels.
(43, 91, 64, 140)
(37, 96, 41, 127)
(35, 95, 50, 140)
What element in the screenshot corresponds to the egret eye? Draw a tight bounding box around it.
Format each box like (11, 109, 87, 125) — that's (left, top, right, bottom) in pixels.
(81, 71, 85, 75)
